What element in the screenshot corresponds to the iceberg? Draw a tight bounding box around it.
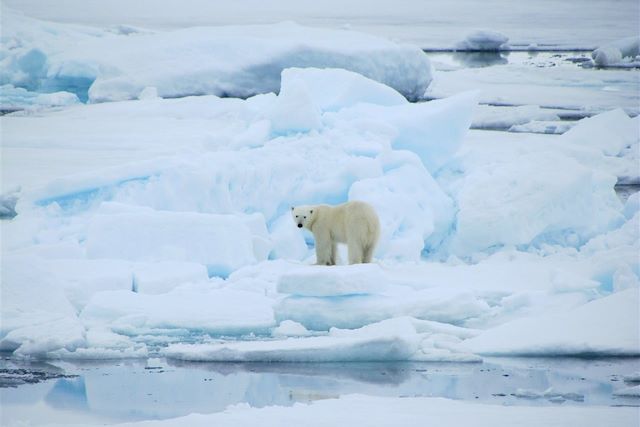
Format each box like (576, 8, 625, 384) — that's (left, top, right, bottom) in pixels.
(2, 10, 432, 103)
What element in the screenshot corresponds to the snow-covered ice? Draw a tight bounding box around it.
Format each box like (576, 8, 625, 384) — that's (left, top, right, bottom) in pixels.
(163, 318, 424, 362)
(80, 286, 276, 336)
(1, 61, 638, 360)
(464, 288, 640, 356)
(277, 264, 387, 296)
(0, 256, 86, 355)
(1, 10, 432, 104)
(85, 204, 269, 277)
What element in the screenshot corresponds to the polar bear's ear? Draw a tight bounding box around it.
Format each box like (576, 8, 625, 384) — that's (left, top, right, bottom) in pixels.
(291, 206, 294, 211)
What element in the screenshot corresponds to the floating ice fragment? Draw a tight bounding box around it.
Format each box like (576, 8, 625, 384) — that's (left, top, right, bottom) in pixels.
(514, 387, 584, 402)
(456, 30, 509, 51)
(163, 317, 421, 362)
(592, 37, 640, 67)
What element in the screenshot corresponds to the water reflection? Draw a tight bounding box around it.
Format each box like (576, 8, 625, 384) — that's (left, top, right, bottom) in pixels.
(452, 51, 508, 67)
(45, 377, 89, 410)
(166, 360, 414, 385)
(2, 357, 639, 426)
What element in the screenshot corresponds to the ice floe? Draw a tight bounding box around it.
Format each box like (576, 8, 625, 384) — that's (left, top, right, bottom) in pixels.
(164, 318, 421, 362)
(1, 10, 432, 104)
(164, 317, 478, 362)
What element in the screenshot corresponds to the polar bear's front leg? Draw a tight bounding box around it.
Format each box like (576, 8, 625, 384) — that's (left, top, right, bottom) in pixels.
(314, 231, 335, 266)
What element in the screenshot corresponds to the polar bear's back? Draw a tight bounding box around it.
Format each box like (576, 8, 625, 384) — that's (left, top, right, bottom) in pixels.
(326, 201, 380, 246)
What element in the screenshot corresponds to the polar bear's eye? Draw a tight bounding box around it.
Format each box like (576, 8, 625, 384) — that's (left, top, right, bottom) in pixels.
(303, 216, 306, 219)
(296, 215, 299, 218)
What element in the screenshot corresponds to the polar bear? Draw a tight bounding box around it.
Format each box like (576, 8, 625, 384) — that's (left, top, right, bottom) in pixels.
(291, 201, 380, 265)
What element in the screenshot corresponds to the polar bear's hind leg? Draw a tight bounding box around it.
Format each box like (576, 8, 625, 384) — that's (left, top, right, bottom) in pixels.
(347, 237, 364, 264)
(363, 244, 375, 263)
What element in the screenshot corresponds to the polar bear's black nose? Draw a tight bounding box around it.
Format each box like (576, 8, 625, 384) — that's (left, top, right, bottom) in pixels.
(297, 224, 303, 228)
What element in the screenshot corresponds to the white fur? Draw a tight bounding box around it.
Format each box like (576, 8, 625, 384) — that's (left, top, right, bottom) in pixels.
(292, 201, 380, 265)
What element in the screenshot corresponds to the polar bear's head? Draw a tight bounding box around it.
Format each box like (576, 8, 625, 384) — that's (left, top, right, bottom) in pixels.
(291, 205, 315, 230)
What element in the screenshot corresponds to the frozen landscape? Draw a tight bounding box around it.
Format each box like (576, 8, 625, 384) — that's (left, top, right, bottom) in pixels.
(1, 0, 639, 425)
